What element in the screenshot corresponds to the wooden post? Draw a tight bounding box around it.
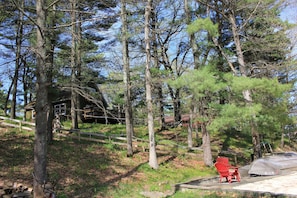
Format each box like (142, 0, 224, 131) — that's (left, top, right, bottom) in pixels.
(19, 121, 22, 132)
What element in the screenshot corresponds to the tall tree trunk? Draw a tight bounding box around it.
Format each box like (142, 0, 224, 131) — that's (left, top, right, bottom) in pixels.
(47, 4, 57, 143)
(151, 4, 165, 130)
(76, 10, 82, 122)
(22, 60, 28, 120)
(145, 0, 158, 169)
(184, 0, 197, 149)
(228, 11, 261, 159)
(187, 124, 193, 148)
(280, 125, 285, 148)
(34, 0, 48, 196)
(201, 121, 212, 166)
(187, 103, 194, 149)
(71, 0, 78, 129)
(194, 106, 200, 144)
(121, 0, 134, 157)
(11, 0, 24, 119)
(76, 4, 83, 122)
(10, 66, 18, 117)
(157, 86, 165, 130)
(4, 79, 13, 116)
(173, 89, 181, 127)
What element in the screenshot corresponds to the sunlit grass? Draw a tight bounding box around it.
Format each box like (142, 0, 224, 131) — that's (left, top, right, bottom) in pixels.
(107, 153, 216, 198)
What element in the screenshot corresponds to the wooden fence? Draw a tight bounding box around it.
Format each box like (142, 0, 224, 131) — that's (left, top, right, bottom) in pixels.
(0, 116, 195, 152)
(0, 116, 35, 131)
(0, 116, 142, 147)
(57, 128, 150, 151)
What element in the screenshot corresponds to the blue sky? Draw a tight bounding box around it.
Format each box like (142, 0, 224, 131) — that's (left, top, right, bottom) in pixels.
(281, 3, 297, 57)
(281, 3, 297, 23)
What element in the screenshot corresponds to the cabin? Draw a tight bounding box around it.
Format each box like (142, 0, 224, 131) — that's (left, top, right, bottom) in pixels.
(164, 114, 201, 128)
(24, 101, 36, 121)
(82, 104, 124, 124)
(24, 85, 125, 124)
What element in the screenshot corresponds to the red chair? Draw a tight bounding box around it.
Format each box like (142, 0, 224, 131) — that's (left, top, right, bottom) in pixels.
(214, 157, 240, 183)
(216, 156, 229, 165)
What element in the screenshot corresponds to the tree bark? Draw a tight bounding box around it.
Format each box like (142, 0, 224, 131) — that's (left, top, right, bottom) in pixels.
(187, 104, 194, 149)
(46, 3, 57, 143)
(34, 0, 48, 196)
(22, 60, 28, 120)
(173, 89, 181, 127)
(157, 86, 165, 130)
(201, 122, 212, 166)
(145, 0, 158, 169)
(121, 0, 134, 157)
(71, 0, 78, 129)
(11, 0, 24, 119)
(4, 73, 13, 116)
(151, 4, 165, 131)
(76, 8, 82, 123)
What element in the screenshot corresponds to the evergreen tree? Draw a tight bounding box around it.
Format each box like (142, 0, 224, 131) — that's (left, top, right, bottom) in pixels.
(193, 0, 294, 159)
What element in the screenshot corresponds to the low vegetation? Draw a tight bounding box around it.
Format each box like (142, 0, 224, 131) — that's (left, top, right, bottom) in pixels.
(0, 121, 295, 197)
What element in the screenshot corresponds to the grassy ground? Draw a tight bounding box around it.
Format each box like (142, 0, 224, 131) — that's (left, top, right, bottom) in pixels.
(0, 122, 295, 197)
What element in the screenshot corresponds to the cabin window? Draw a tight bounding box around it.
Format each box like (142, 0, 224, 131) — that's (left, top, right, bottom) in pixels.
(54, 103, 66, 115)
(32, 110, 36, 119)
